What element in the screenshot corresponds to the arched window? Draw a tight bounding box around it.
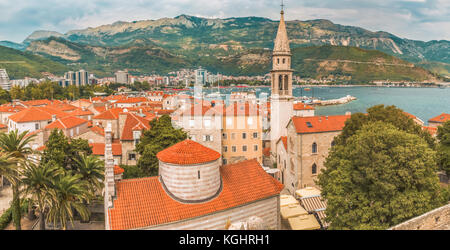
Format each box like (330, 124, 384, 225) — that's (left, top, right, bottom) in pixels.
(279, 75, 283, 90)
(282, 58, 286, 64)
(312, 142, 317, 154)
(284, 75, 289, 93)
(277, 58, 280, 64)
(312, 164, 317, 175)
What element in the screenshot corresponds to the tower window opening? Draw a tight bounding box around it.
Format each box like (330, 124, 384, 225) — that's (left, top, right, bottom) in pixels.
(312, 164, 317, 175)
(283, 58, 286, 64)
(198, 170, 201, 179)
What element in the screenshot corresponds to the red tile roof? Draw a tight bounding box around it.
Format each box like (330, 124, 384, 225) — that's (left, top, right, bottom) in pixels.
(0, 105, 25, 113)
(108, 159, 283, 230)
(114, 165, 125, 175)
(0, 123, 6, 129)
(428, 113, 450, 123)
(293, 103, 315, 111)
(93, 108, 124, 120)
(120, 113, 151, 141)
(90, 126, 105, 136)
(114, 97, 147, 104)
(45, 116, 88, 130)
(291, 115, 351, 134)
(8, 106, 69, 123)
(69, 108, 94, 117)
(423, 126, 438, 136)
(156, 139, 221, 165)
(90, 143, 122, 156)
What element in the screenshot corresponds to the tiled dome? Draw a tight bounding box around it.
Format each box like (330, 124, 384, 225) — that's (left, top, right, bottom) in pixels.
(157, 139, 221, 165)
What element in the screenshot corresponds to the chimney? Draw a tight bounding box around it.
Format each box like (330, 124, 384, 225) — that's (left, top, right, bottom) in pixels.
(345, 112, 351, 116)
(82, 106, 86, 111)
(52, 115, 57, 122)
(104, 122, 115, 229)
(326, 116, 328, 120)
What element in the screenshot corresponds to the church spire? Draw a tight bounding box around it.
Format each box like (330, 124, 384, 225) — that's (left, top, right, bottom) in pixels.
(273, 1, 290, 55)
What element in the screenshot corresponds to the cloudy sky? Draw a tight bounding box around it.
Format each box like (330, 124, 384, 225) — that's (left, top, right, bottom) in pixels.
(0, 0, 449, 43)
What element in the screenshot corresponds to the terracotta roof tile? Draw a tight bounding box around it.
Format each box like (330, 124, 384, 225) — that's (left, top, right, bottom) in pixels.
(423, 126, 438, 136)
(8, 106, 69, 123)
(93, 108, 124, 120)
(156, 139, 221, 165)
(90, 126, 105, 136)
(291, 115, 350, 134)
(114, 165, 125, 175)
(120, 113, 151, 141)
(428, 113, 450, 123)
(45, 116, 88, 130)
(293, 103, 315, 111)
(108, 159, 283, 230)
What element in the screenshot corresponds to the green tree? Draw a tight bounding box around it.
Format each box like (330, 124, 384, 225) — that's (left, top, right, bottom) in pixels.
(41, 130, 92, 171)
(136, 115, 187, 176)
(318, 122, 445, 229)
(0, 130, 36, 230)
(9, 85, 24, 100)
(335, 105, 435, 148)
(437, 121, 450, 176)
(0, 151, 18, 192)
(46, 174, 90, 230)
(73, 154, 104, 195)
(0, 88, 11, 104)
(20, 161, 61, 230)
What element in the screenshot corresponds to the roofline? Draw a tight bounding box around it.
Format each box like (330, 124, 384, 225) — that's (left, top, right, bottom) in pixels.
(120, 193, 281, 230)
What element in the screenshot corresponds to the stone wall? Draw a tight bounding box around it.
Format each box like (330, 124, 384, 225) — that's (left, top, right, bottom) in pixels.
(389, 203, 450, 230)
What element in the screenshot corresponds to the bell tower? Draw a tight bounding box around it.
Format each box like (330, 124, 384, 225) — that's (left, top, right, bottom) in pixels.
(270, 2, 294, 162)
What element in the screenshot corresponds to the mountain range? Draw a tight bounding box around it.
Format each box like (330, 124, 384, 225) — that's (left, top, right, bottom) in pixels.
(0, 15, 449, 80)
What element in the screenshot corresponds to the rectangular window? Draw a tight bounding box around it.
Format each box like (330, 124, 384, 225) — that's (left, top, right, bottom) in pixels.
(242, 145, 247, 152)
(222, 133, 227, 139)
(129, 153, 136, 161)
(254, 145, 258, 151)
(231, 133, 236, 140)
(253, 132, 258, 139)
(223, 146, 228, 152)
(232, 146, 237, 152)
(242, 133, 247, 139)
(35, 123, 39, 130)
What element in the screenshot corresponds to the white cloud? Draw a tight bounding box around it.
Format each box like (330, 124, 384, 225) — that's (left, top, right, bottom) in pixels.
(0, 0, 448, 42)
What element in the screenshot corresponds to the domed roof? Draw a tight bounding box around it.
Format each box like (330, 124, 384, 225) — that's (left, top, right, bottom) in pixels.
(157, 139, 221, 165)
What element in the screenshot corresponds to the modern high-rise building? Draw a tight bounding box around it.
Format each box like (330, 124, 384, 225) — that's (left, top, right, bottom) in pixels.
(115, 70, 129, 84)
(63, 70, 89, 87)
(195, 67, 207, 86)
(0, 69, 11, 91)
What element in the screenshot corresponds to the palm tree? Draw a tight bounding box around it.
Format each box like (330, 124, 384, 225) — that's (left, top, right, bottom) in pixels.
(20, 161, 61, 230)
(73, 154, 104, 195)
(46, 174, 90, 230)
(0, 130, 36, 230)
(0, 151, 18, 188)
